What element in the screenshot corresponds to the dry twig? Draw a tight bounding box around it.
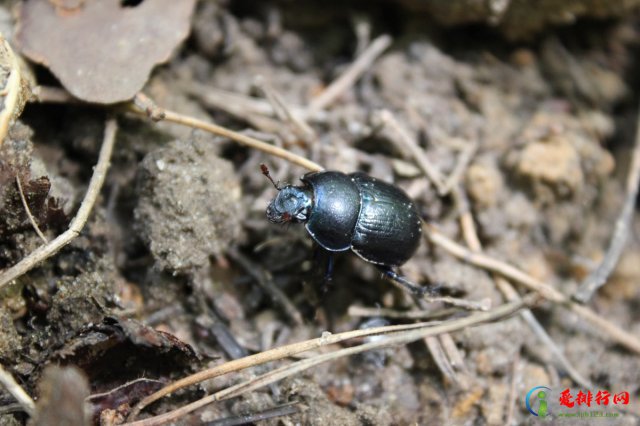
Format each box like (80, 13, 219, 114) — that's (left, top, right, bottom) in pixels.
(0, 363, 35, 416)
(424, 220, 640, 354)
(425, 336, 462, 387)
(128, 94, 324, 172)
(453, 187, 594, 389)
(381, 273, 490, 310)
(208, 402, 300, 426)
(129, 319, 440, 419)
(441, 140, 479, 194)
(0, 118, 118, 289)
(253, 75, 317, 143)
(347, 305, 457, 320)
(227, 247, 303, 326)
(376, 109, 447, 194)
(573, 103, 640, 302)
(308, 35, 392, 111)
(15, 176, 48, 243)
(126, 296, 532, 425)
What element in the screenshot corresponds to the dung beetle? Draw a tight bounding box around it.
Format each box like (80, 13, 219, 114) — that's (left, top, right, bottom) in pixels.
(262, 165, 427, 294)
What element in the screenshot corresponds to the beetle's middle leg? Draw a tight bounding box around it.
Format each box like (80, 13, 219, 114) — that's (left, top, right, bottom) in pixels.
(311, 244, 335, 294)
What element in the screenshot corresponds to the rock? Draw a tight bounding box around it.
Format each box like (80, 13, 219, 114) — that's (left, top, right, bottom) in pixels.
(516, 137, 583, 201)
(465, 159, 504, 209)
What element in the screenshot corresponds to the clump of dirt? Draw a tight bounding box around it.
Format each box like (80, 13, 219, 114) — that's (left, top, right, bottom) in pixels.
(135, 137, 244, 273)
(0, 306, 21, 359)
(0, 123, 67, 267)
(400, 0, 640, 40)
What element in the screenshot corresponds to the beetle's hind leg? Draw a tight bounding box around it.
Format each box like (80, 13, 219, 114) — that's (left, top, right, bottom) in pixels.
(378, 266, 439, 297)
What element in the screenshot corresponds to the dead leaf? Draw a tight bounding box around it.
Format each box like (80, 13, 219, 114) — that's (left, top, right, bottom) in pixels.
(29, 365, 90, 426)
(16, 0, 196, 104)
(51, 316, 198, 384)
(87, 378, 164, 424)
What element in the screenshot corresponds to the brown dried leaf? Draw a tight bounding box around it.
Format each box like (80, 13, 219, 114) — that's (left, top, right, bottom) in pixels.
(30, 365, 90, 426)
(15, 0, 196, 104)
(87, 378, 164, 424)
(52, 316, 198, 384)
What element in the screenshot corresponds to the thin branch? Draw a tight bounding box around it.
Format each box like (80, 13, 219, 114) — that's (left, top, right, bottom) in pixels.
(184, 82, 278, 117)
(573, 103, 640, 302)
(128, 94, 324, 173)
(227, 247, 303, 326)
(182, 81, 325, 134)
(421, 294, 491, 311)
(125, 297, 532, 426)
(381, 271, 490, 310)
(441, 140, 479, 194)
(208, 402, 300, 426)
(424, 220, 640, 354)
(425, 336, 461, 387)
(15, 176, 48, 243)
(440, 333, 468, 375)
(128, 319, 442, 419)
(253, 75, 317, 143)
(308, 35, 392, 111)
(427, 222, 564, 301)
(376, 109, 447, 194)
(453, 187, 594, 389)
(0, 363, 35, 416)
(347, 305, 457, 320)
(0, 118, 118, 289)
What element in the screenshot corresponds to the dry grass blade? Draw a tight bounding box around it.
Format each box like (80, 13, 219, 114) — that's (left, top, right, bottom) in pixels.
(128, 319, 443, 419)
(0, 363, 35, 416)
(208, 402, 300, 426)
(425, 336, 461, 387)
(376, 109, 447, 194)
(227, 247, 303, 326)
(124, 297, 532, 426)
(347, 305, 457, 320)
(441, 140, 479, 194)
(426, 222, 564, 300)
(15, 175, 48, 243)
(0, 118, 118, 290)
(308, 34, 392, 111)
(454, 187, 595, 388)
(424, 222, 640, 354)
(128, 94, 324, 172)
(253, 75, 317, 143)
(422, 294, 490, 310)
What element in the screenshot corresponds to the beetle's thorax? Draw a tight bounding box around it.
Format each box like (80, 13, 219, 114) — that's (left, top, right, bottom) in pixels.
(266, 185, 313, 224)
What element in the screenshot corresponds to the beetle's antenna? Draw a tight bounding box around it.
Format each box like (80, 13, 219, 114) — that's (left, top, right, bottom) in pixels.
(260, 164, 281, 190)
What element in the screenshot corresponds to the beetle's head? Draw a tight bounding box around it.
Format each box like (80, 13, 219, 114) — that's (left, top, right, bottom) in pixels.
(261, 164, 312, 224)
(266, 185, 312, 224)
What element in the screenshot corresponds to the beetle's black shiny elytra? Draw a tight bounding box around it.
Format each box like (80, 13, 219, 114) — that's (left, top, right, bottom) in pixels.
(266, 170, 422, 267)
